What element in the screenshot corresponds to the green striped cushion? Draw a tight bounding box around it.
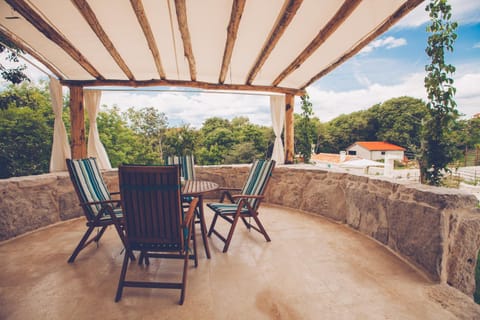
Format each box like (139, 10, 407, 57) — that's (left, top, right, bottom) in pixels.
(240, 159, 275, 209)
(166, 155, 196, 181)
(67, 158, 112, 220)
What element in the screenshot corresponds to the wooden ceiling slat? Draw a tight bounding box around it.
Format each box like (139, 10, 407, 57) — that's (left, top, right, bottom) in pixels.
(174, 0, 196, 81)
(218, 0, 246, 84)
(5, 0, 104, 80)
(301, 0, 424, 89)
(72, 0, 135, 81)
(246, 0, 303, 85)
(60, 78, 305, 96)
(130, 0, 166, 80)
(272, 0, 361, 87)
(0, 27, 64, 79)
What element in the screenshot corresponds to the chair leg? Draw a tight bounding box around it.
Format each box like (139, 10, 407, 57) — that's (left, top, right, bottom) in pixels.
(68, 225, 95, 263)
(179, 248, 190, 305)
(112, 221, 136, 261)
(222, 213, 241, 253)
(252, 214, 271, 242)
(207, 212, 219, 237)
(93, 225, 108, 242)
(192, 220, 198, 267)
(115, 249, 130, 302)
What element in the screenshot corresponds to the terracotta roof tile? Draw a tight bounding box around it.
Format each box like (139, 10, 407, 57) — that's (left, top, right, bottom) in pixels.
(353, 141, 405, 151)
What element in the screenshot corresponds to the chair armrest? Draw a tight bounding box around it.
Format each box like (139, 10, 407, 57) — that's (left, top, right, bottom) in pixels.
(231, 194, 264, 200)
(218, 188, 242, 203)
(182, 197, 199, 228)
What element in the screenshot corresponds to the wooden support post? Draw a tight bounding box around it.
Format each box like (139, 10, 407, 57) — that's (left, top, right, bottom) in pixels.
(285, 94, 295, 164)
(69, 86, 87, 159)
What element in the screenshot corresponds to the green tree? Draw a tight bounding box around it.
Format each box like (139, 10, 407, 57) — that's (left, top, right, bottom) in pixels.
(367, 97, 428, 157)
(0, 83, 53, 178)
(295, 94, 316, 162)
(0, 34, 29, 84)
(96, 106, 144, 167)
(163, 124, 197, 157)
(124, 106, 168, 163)
(420, 0, 458, 185)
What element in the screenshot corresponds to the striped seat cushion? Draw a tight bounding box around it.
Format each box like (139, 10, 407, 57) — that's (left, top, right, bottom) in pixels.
(166, 155, 196, 181)
(67, 158, 114, 220)
(239, 159, 275, 209)
(207, 203, 250, 214)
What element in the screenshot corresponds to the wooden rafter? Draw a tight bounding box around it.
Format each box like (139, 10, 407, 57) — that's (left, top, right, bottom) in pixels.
(246, 0, 303, 85)
(218, 0, 246, 84)
(301, 0, 424, 89)
(130, 0, 166, 80)
(60, 78, 305, 96)
(5, 0, 104, 80)
(272, 0, 361, 87)
(72, 0, 135, 81)
(174, 0, 196, 81)
(0, 27, 63, 79)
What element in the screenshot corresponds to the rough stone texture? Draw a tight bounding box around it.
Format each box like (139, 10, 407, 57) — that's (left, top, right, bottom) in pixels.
(447, 211, 480, 296)
(196, 165, 480, 298)
(1, 165, 480, 299)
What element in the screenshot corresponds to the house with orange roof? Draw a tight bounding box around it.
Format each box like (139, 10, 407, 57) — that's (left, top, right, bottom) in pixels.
(346, 141, 405, 161)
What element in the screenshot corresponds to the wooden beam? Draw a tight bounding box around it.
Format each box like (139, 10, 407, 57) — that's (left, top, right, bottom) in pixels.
(272, 0, 361, 86)
(5, 0, 104, 80)
(174, 0, 196, 81)
(72, 0, 135, 81)
(69, 86, 87, 159)
(301, 0, 424, 89)
(246, 0, 303, 85)
(60, 78, 306, 96)
(0, 27, 64, 79)
(218, 0, 246, 84)
(130, 0, 166, 80)
(284, 94, 295, 164)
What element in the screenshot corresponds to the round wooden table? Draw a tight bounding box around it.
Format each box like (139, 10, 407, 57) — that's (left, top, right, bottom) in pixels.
(182, 180, 219, 259)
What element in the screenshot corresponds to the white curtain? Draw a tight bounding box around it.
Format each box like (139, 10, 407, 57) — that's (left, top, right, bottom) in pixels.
(85, 90, 112, 169)
(49, 76, 71, 172)
(270, 95, 285, 164)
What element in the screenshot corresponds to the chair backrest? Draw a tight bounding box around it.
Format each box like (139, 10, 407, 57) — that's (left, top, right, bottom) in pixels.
(118, 165, 184, 251)
(239, 159, 276, 210)
(166, 155, 196, 180)
(66, 158, 111, 220)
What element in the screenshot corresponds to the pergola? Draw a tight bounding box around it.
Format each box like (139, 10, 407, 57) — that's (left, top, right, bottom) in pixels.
(0, 0, 423, 164)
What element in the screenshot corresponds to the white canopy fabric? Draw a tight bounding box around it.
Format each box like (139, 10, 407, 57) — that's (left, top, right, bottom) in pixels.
(0, 0, 422, 93)
(48, 76, 71, 172)
(270, 95, 285, 164)
(84, 90, 111, 169)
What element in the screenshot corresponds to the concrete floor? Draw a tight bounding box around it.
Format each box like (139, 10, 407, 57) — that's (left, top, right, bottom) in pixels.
(1, 204, 479, 320)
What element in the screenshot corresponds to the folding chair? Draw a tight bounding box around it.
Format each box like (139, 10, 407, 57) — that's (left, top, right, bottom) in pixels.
(66, 158, 134, 263)
(165, 155, 196, 181)
(115, 165, 198, 305)
(207, 159, 275, 253)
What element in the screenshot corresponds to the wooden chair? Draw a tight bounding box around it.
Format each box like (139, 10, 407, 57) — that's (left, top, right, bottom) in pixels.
(115, 165, 198, 305)
(66, 158, 135, 263)
(207, 159, 275, 253)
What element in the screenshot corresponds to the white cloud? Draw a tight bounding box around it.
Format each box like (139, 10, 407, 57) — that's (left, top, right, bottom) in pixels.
(360, 36, 407, 54)
(395, 0, 480, 28)
(474, 43, 480, 49)
(307, 66, 480, 122)
(100, 90, 271, 128)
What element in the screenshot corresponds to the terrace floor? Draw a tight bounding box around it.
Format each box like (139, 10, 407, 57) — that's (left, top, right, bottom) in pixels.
(1, 204, 479, 319)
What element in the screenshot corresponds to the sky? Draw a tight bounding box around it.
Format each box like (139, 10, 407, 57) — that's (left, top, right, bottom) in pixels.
(2, 0, 479, 128)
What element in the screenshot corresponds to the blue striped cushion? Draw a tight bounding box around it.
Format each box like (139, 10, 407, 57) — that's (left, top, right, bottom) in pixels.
(67, 158, 112, 220)
(207, 203, 250, 214)
(166, 155, 196, 181)
(240, 159, 275, 209)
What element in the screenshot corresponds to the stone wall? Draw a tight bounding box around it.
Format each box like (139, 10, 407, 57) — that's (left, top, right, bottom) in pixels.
(195, 165, 480, 298)
(1, 165, 479, 299)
